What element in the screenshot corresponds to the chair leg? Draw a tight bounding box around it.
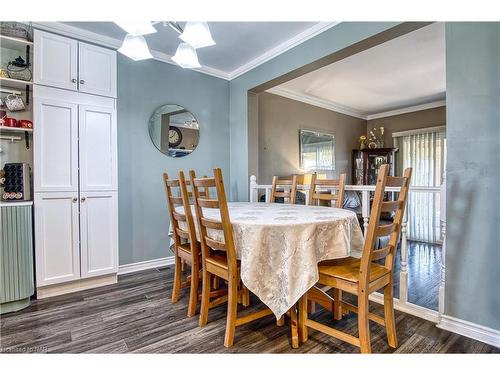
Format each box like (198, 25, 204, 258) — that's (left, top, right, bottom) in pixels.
(171, 255, 181, 303)
(212, 275, 220, 289)
(224, 277, 238, 348)
(298, 294, 308, 343)
(384, 283, 398, 348)
(198, 269, 211, 327)
(187, 262, 199, 317)
(333, 288, 342, 320)
(358, 291, 371, 354)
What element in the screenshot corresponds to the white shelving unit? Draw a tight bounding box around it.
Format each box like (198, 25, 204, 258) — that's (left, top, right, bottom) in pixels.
(0, 126, 33, 134)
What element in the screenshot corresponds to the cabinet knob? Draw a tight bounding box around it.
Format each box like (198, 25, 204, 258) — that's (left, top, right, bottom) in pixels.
(79, 79, 85, 84)
(81, 197, 86, 202)
(72, 197, 78, 202)
(71, 78, 77, 83)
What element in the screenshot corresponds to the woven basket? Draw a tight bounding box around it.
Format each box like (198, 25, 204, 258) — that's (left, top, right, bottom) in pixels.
(7, 63, 32, 82)
(0, 22, 32, 41)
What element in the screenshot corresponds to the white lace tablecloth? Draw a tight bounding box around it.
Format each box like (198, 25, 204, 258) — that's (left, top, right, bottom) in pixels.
(174, 202, 364, 319)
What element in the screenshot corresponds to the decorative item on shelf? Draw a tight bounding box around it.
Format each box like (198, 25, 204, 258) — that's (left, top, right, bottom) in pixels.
(0, 22, 33, 41)
(4, 93, 25, 111)
(1, 163, 31, 201)
(18, 119, 32, 129)
(7, 56, 32, 82)
(3, 117, 17, 127)
(367, 126, 385, 149)
(359, 135, 367, 150)
(0, 68, 9, 78)
(0, 110, 6, 125)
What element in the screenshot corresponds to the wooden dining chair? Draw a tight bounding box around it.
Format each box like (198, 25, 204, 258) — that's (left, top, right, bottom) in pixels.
(190, 168, 274, 347)
(308, 173, 346, 208)
(298, 164, 412, 353)
(163, 171, 201, 317)
(270, 175, 298, 204)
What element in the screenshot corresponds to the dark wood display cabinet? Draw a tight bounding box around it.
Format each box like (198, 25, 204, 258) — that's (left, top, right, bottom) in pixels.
(352, 148, 398, 185)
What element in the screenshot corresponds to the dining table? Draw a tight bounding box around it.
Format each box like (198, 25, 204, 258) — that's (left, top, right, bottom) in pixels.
(174, 202, 364, 322)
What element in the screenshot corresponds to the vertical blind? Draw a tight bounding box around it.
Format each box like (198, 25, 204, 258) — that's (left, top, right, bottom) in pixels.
(394, 128, 446, 243)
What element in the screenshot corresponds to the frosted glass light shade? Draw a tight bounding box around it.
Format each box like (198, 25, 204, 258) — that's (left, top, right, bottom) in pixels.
(118, 34, 153, 61)
(179, 22, 215, 49)
(114, 21, 157, 36)
(172, 43, 201, 68)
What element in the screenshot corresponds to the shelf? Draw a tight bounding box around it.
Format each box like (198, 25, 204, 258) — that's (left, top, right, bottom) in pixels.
(0, 35, 33, 50)
(0, 77, 33, 90)
(0, 126, 33, 134)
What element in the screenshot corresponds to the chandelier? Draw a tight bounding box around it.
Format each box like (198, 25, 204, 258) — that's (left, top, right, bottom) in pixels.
(115, 21, 215, 69)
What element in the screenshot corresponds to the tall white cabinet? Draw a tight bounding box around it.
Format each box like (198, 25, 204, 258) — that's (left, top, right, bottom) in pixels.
(33, 29, 118, 295)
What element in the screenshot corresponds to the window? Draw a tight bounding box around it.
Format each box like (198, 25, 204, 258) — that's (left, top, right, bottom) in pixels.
(394, 126, 446, 243)
(299, 130, 335, 171)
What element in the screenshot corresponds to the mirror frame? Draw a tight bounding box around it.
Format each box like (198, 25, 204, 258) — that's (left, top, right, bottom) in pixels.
(299, 129, 336, 171)
(148, 104, 200, 158)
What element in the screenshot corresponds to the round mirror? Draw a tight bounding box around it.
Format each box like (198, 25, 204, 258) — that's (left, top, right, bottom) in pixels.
(148, 104, 200, 157)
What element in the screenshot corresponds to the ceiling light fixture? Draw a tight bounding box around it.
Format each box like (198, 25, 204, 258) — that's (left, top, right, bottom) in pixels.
(171, 43, 201, 69)
(118, 34, 154, 61)
(114, 21, 216, 69)
(114, 21, 157, 36)
(179, 22, 216, 49)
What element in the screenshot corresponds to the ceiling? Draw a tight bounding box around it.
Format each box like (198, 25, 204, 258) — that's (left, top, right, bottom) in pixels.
(61, 21, 333, 79)
(269, 22, 446, 119)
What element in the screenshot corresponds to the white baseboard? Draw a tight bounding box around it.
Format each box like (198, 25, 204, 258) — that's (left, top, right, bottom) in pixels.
(118, 256, 175, 275)
(437, 315, 500, 348)
(369, 293, 440, 323)
(37, 274, 117, 299)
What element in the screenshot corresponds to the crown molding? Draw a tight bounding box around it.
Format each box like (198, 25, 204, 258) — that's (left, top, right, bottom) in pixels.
(267, 87, 367, 120)
(268, 87, 447, 122)
(366, 100, 446, 120)
(227, 22, 341, 80)
(29, 22, 231, 80)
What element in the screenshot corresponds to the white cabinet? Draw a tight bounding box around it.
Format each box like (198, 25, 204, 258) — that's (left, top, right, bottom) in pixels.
(34, 30, 78, 91)
(34, 30, 117, 98)
(78, 42, 117, 98)
(34, 192, 80, 286)
(33, 97, 79, 192)
(33, 86, 118, 289)
(79, 105, 117, 191)
(80, 191, 118, 278)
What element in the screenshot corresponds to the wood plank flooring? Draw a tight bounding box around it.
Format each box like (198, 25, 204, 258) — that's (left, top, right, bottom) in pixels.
(1, 266, 497, 354)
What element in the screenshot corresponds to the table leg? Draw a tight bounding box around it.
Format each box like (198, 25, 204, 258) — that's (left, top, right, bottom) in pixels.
(289, 305, 299, 349)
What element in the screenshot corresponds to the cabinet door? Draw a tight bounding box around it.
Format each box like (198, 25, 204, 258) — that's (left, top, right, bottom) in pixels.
(79, 104, 117, 191)
(34, 192, 80, 286)
(80, 191, 118, 278)
(34, 97, 79, 192)
(34, 30, 78, 91)
(78, 42, 117, 98)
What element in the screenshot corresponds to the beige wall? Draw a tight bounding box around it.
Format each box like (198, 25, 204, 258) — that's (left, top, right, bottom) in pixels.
(258, 92, 366, 184)
(366, 106, 446, 147)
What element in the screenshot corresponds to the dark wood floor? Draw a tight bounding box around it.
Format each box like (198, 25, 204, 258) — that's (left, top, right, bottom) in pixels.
(392, 240, 442, 310)
(1, 266, 497, 354)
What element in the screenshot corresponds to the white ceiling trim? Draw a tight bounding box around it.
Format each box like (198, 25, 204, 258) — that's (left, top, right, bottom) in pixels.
(30, 22, 231, 80)
(366, 100, 446, 120)
(268, 87, 447, 121)
(226, 22, 341, 80)
(267, 87, 367, 120)
(30, 21, 341, 81)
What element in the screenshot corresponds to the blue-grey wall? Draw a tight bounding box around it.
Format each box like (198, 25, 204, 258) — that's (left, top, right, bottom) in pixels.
(445, 23, 500, 329)
(228, 22, 399, 201)
(118, 55, 230, 265)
